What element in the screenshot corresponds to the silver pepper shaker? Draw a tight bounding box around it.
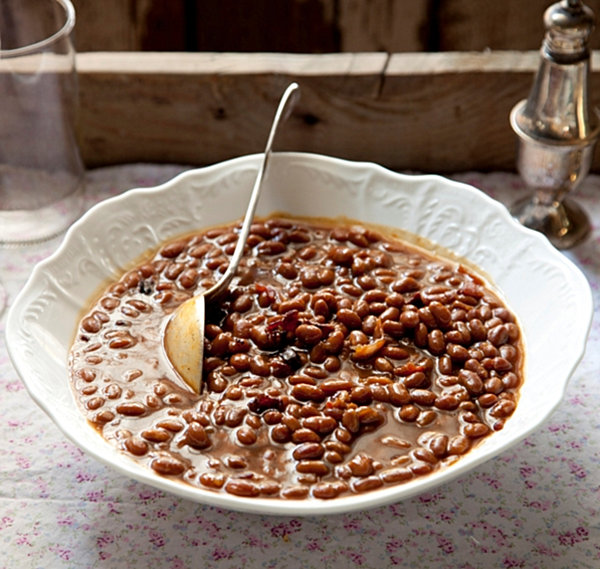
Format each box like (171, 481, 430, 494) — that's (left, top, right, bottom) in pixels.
(510, 0, 599, 249)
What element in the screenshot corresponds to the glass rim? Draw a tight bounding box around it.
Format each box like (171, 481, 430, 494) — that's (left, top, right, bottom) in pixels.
(0, 0, 76, 57)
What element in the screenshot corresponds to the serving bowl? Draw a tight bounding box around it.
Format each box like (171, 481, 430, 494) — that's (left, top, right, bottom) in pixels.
(6, 152, 592, 515)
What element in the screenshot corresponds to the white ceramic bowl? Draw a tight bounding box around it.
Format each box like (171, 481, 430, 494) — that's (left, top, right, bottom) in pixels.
(6, 153, 592, 515)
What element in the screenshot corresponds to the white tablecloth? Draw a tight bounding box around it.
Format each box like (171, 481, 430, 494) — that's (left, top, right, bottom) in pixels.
(1, 165, 598, 568)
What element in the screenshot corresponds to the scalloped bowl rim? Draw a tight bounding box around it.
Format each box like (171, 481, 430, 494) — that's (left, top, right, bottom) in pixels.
(6, 152, 593, 516)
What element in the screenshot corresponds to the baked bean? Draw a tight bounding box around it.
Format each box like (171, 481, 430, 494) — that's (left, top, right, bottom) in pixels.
(185, 423, 211, 449)
(245, 413, 262, 429)
(408, 463, 433, 479)
(459, 369, 484, 395)
(76, 368, 97, 383)
(447, 343, 470, 362)
(296, 324, 324, 346)
(260, 410, 281, 425)
(480, 341, 499, 357)
(429, 301, 452, 328)
(427, 329, 446, 354)
(464, 358, 487, 378)
(491, 357, 512, 372)
(324, 450, 344, 464)
(336, 308, 361, 329)
(403, 371, 427, 388)
(82, 316, 102, 333)
(399, 405, 420, 422)
(370, 384, 390, 402)
(380, 346, 408, 361)
(411, 389, 436, 406)
(236, 426, 258, 445)
(502, 372, 520, 389)
(86, 396, 104, 410)
(418, 307, 437, 329)
(352, 476, 383, 493)
(100, 296, 120, 311)
(417, 410, 438, 426)
(141, 427, 170, 443)
(293, 442, 325, 460)
(438, 354, 453, 375)
(108, 334, 137, 350)
(165, 262, 185, 280)
(489, 399, 516, 418)
(428, 434, 449, 458)
(199, 472, 226, 489)
(348, 453, 375, 477)
(381, 320, 405, 339)
(434, 393, 460, 411)
(156, 419, 184, 432)
(393, 276, 420, 293)
(488, 324, 509, 346)
(412, 447, 438, 464)
(328, 245, 353, 265)
(225, 479, 260, 497)
(292, 428, 321, 444)
(387, 383, 411, 406)
(124, 436, 148, 456)
(312, 481, 347, 499)
(291, 383, 325, 402)
(400, 310, 420, 328)
(356, 407, 384, 426)
(342, 409, 360, 433)
(70, 216, 524, 501)
(256, 240, 287, 256)
(492, 307, 514, 322)
(326, 440, 353, 455)
(222, 406, 244, 427)
(116, 401, 146, 416)
(280, 486, 309, 499)
(381, 435, 411, 449)
(160, 241, 186, 258)
(94, 410, 115, 424)
(468, 318, 487, 341)
(270, 424, 292, 444)
(463, 422, 490, 438)
(302, 416, 337, 434)
(478, 393, 498, 408)
(257, 480, 281, 496)
(499, 344, 519, 364)
(296, 460, 329, 476)
(414, 323, 428, 348)
(350, 386, 373, 405)
(249, 355, 270, 377)
(447, 435, 471, 455)
(381, 467, 413, 483)
(145, 394, 162, 409)
(225, 455, 248, 469)
(505, 322, 520, 341)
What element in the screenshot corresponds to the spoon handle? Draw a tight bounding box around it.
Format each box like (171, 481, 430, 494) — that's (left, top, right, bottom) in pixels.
(204, 82, 300, 302)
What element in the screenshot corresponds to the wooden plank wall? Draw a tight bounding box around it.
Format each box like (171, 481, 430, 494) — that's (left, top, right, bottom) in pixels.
(71, 0, 600, 53)
(75, 51, 600, 173)
(68, 1, 600, 173)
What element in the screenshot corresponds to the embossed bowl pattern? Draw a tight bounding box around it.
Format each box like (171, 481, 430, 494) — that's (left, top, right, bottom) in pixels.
(6, 152, 593, 515)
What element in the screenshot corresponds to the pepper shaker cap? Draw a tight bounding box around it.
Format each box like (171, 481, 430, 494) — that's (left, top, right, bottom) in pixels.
(544, 0, 595, 63)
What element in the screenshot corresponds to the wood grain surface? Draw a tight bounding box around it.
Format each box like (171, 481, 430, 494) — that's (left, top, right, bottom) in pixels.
(75, 51, 600, 173)
(70, 0, 600, 53)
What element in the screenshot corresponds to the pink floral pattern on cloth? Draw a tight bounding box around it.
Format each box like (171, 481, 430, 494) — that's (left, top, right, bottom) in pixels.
(1, 165, 599, 568)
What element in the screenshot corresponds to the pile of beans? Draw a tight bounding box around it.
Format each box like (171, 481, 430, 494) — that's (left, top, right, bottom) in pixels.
(69, 216, 523, 500)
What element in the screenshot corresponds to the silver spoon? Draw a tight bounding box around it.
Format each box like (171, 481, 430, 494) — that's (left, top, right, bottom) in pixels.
(163, 82, 300, 392)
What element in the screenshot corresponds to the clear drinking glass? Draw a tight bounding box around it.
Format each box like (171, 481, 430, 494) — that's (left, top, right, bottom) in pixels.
(0, 0, 84, 245)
